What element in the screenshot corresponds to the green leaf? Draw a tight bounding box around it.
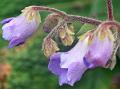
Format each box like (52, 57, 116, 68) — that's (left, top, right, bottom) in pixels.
(77, 23, 96, 36)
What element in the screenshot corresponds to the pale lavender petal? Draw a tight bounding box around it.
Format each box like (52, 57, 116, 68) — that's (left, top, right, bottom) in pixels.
(49, 51, 88, 86)
(60, 38, 89, 68)
(48, 53, 71, 85)
(59, 69, 68, 86)
(2, 25, 15, 40)
(9, 37, 25, 48)
(48, 52, 63, 75)
(1, 14, 40, 47)
(0, 17, 14, 24)
(67, 62, 87, 86)
(85, 36, 113, 68)
(83, 57, 95, 68)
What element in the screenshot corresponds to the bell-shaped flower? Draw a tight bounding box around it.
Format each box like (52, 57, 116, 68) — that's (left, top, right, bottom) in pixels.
(48, 35, 90, 86)
(84, 29, 114, 68)
(1, 6, 41, 48)
(48, 27, 115, 86)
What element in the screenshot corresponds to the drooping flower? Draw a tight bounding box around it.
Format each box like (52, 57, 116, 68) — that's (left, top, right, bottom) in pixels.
(84, 29, 114, 68)
(48, 35, 90, 86)
(1, 6, 41, 48)
(48, 26, 115, 86)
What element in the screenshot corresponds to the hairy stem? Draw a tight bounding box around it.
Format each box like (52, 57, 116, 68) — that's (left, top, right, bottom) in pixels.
(46, 20, 66, 38)
(106, 0, 114, 20)
(67, 15, 102, 25)
(105, 0, 120, 70)
(97, 21, 120, 31)
(32, 6, 102, 25)
(32, 6, 67, 17)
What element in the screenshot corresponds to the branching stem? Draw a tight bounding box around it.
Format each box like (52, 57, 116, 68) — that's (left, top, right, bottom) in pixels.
(32, 6, 102, 25)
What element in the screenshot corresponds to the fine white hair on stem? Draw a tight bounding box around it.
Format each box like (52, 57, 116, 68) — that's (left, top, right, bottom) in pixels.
(31, 6, 102, 25)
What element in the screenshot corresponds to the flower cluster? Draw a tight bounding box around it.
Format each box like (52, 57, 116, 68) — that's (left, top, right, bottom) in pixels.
(48, 25, 115, 86)
(0, 5, 120, 87)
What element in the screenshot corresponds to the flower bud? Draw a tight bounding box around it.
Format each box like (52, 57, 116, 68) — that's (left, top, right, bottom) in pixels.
(59, 24, 75, 46)
(42, 38, 59, 57)
(43, 13, 61, 33)
(61, 34, 74, 46)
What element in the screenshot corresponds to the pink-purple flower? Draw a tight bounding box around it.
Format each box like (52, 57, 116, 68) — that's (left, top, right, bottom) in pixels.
(1, 6, 41, 48)
(84, 30, 114, 68)
(48, 29, 114, 86)
(48, 37, 89, 86)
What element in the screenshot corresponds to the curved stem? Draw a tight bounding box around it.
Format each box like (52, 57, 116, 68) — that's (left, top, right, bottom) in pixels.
(97, 21, 120, 31)
(46, 20, 66, 38)
(106, 0, 114, 20)
(105, 0, 120, 70)
(67, 15, 102, 25)
(32, 6, 102, 25)
(32, 6, 67, 17)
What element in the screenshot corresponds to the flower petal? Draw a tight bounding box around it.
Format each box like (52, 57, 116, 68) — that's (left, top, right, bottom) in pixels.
(48, 52, 63, 75)
(60, 38, 89, 68)
(58, 69, 68, 86)
(9, 37, 25, 48)
(85, 36, 113, 67)
(48, 39, 89, 86)
(67, 62, 87, 86)
(0, 17, 14, 25)
(2, 14, 40, 47)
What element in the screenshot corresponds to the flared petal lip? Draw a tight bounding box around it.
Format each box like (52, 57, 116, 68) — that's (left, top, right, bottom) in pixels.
(0, 17, 14, 25)
(48, 52, 64, 76)
(48, 52, 88, 86)
(8, 38, 25, 48)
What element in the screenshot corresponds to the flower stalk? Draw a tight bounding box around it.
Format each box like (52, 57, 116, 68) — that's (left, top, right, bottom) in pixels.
(32, 6, 102, 25)
(1, 0, 120, 86)
(45, 20, 66, 38)
(106, 0, 114, 20)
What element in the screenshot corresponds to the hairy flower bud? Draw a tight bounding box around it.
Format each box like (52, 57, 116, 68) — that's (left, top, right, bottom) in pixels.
(42, 38, 59, 57)
(59, 24, 75, 46)
(61, 34, 74, 46)
(43, 13, 61, 33)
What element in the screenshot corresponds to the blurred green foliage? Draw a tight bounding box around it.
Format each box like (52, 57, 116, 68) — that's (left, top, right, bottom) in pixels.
(0, 0, 120, 89)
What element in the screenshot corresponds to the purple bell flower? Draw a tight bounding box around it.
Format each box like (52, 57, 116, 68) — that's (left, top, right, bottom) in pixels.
(48, 29, 114, 86)
(1, 6, 41, 48)
(84, 30, 114, 68)
(48, 37, 89, 86)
